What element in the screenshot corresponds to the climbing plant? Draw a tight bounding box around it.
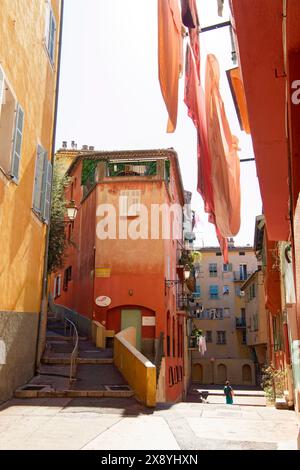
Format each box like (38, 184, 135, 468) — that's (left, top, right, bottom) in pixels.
(47, 162, 71, 274)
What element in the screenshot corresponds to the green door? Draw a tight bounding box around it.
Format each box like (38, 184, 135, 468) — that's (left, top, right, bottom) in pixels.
(121, 309, 142, 351)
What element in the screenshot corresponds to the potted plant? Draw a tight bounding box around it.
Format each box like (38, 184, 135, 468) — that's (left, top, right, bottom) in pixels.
(190, 328, 203, 348)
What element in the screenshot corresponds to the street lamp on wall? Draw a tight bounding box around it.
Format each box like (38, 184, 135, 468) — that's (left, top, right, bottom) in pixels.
(66, 200, 78, 221)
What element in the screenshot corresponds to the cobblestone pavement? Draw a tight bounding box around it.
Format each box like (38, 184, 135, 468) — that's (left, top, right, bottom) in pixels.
(0, 396, 298, 450)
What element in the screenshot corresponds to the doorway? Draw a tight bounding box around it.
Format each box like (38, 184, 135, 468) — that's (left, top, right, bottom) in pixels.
(121, 309, 142, 351)
(192, 363, 203, 382)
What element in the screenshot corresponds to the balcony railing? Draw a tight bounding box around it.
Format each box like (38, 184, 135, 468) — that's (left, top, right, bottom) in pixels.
(177, 293, 202, 311)
(233, 271, 249, 281)
(235, 317, 246, 328)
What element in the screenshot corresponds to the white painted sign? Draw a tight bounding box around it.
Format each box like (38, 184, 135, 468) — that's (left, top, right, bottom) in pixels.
(142, 316, 156, 326)
(95, 296, 112, 307)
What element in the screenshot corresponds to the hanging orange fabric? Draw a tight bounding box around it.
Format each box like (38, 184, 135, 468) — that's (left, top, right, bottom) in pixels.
(205, 54, 241, 238)
(158, 0, 182, 133)
(227, 67, 251, 134)
(184, 44, 228, 262)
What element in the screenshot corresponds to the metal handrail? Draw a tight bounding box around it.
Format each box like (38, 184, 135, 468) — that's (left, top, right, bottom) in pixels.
(154, 332, 164, 384)
(64, 318, 79, 386)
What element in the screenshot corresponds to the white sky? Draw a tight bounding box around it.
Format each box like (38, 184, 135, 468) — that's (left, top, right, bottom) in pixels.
(55, 0, 262, 247)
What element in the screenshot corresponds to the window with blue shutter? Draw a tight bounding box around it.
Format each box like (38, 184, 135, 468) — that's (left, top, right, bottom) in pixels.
(45, 2, 56, 64)
(194, 284, 201, 298)
(33, 145, 52, 223)
(33, 145, 46, 214)
(10, 104, 24, 181)
(209, 285, 219, 299)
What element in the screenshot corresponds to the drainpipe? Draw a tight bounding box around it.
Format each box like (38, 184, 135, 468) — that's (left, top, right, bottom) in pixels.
(35, 0, 65, 368)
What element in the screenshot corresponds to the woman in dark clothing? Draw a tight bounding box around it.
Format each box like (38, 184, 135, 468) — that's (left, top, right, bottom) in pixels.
(224, 381, 234, 404)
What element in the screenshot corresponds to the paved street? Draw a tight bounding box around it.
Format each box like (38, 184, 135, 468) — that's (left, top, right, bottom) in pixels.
(0, 395, 298, 450)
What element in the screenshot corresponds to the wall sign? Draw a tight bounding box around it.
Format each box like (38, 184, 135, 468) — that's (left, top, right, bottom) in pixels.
(95, 268, 111, 278)
(95, 296, 112, 307)
(142, 316, 156, 326)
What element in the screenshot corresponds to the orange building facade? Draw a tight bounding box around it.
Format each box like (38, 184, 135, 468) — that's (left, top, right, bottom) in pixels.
(52, 148, 190, 402)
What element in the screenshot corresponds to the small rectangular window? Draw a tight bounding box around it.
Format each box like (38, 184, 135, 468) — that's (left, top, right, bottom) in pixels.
(223, 263, 232, 272)
(217, 331, 226, 344)
(209, 285, 219, 299)
(239, 251, 245, 256)
(54, 275, 61, 299)
(120, 189, 141, 216)
(209, 263, 218, 277)
(63, 266, 72, 291)
(169, 367, 174, 386)
(206, 331, 212, 343)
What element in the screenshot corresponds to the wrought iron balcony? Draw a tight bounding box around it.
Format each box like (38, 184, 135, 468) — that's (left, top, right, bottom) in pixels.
(233, 271, 249, 281)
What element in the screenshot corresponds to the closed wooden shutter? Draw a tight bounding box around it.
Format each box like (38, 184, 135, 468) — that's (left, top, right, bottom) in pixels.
(33, 145, 45, 213)
(42, 158, 53, 223)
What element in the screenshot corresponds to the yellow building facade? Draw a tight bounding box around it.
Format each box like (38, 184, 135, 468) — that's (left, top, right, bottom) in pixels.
(0, 0, 62, 401)
(190, 244, 258, 385)
(242, 270, 268, 365)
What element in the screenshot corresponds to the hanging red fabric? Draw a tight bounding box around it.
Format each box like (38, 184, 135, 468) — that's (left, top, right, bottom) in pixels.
(180, 0, 200, 80)
(184, 44, 228, 262)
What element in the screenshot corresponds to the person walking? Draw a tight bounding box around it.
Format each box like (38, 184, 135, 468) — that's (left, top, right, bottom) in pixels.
(224, 380, 234, 404)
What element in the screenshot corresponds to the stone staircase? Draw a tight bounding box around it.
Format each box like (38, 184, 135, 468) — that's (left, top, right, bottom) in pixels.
(15, 313, 134, 399)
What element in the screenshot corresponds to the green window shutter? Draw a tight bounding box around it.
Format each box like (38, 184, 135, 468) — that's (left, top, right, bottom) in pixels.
(42, 158, 52, 223)
(33, 145, 45, 213)
(10, 104, 24, 181)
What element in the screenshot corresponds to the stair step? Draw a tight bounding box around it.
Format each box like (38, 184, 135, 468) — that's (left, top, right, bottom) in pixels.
(15, 387, 134, 399)
(42, 357, 114, 365)
(46, 335, 88, 342)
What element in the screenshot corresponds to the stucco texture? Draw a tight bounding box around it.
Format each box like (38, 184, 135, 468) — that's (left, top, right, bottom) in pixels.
(0, 312, 39, 402)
